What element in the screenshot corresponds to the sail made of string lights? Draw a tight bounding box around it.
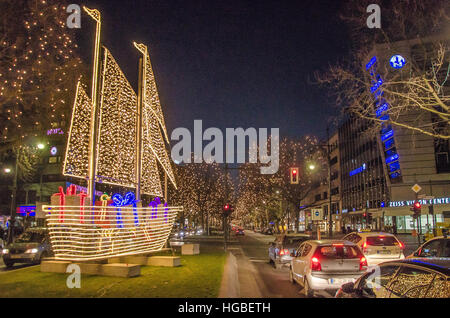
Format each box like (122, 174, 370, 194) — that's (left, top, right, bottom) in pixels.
(143, 52, 170, 144)
(63, 81, 92, 179)
(140, 47, 177, 189)
(142, 101, 177, 190)
(96, 48, 137, 188)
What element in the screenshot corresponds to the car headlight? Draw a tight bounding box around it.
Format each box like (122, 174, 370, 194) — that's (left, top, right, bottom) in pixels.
(25, 248, 39, 254)
(2, 249, 8, 254)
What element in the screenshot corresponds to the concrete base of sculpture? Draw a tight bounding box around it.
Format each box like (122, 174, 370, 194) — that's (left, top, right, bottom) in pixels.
(40, 260, 140, 277)
(108, 255, 181, 267)
(181, 243, 200, 255)
(147, 256, 181, 267)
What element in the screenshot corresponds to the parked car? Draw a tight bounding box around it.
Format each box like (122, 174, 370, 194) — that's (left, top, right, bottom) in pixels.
(335, 258, 449, 298)
(289, 240, 368, 297)
(407, 236, 450, 258)
(342, 232, 405, 266)
(2, 227, 53, 268)
(269, 233, 310, 268)
(262, 228, 273, 235)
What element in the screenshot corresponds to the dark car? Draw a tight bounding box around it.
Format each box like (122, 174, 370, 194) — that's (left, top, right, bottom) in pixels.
(335, 258, 449, 298)
(262, 228, 273, 235)
(407, 236, 450, 258)
(2, 227, 53, 268)
(235, 228, 245, 236)
(268, 233, 310, 268)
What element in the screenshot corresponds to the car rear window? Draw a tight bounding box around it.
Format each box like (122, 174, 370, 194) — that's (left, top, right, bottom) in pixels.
(366, 236, 399, 246)
(317, 245, 362, 259)
(283, 237, 308, 245)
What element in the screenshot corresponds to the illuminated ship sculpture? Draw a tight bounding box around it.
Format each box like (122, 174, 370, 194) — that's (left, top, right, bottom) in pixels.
(43, 7, 182, 261)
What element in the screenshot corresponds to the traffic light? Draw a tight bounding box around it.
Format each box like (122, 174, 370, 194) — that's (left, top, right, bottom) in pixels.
(223, 204, 233, 217)
(410, 201, 421, 219)
(290, 167, 299, 184)
(362, 212, 367, 222)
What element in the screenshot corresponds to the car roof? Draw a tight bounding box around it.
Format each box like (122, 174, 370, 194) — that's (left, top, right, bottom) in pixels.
(304, 239, 357, 246)
(350, 232, 396, 237)
(381, 258, 450, 276)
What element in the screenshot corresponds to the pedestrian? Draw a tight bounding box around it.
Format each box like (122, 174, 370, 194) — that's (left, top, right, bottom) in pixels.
(341, 225, 346, 234)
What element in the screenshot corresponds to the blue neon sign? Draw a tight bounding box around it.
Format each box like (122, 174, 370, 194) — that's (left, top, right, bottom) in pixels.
(349, 163, 366, 176)
(390, 55, 406, 69)
(367, 56, 401, 181)
(385, 153, 399, 164)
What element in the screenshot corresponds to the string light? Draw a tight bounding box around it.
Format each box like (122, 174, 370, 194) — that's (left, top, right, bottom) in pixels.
(63, 81, 92, 179)
(96, 48, 137, 188)
(44, 205, 183, 261)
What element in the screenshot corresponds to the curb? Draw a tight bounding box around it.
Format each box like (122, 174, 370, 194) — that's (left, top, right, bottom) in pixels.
(218, 251, 240, 298)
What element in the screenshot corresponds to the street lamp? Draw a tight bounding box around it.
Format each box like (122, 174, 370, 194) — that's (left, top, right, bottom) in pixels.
(3, 168, 11, 174)
(308, 163, 316, 171)
(37, 143, 45, 150)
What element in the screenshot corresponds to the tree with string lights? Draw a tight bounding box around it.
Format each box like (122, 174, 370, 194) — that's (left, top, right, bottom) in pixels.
(169, 160, 234, 234)
(236, 136, 320, 233)
(0, 0, 85, 144)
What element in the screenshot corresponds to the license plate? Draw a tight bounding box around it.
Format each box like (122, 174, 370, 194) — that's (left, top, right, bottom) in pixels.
(329, 278, 353, 285)
(377, 250, 391, 255)
(10, 254, 25, 259)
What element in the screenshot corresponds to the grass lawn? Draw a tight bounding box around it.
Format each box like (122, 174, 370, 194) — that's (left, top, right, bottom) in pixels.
(0, 252, 226, 298)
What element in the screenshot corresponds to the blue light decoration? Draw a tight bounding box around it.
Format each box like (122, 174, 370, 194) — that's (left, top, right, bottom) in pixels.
(367, 56, 401, 180)
(376, 102, 389, 118)
(381, 202, 385, 208)
(384, 138, 395, 150)
(17, 205, 36, 217)
(385, 153, 399, 164)
(349, 163, 366, 176)
(389, 55, 406, 69)
(381, 130, 394, 142)
(112, 192, 139, 228)
(149, 197, 162, 219)
(50, 146, 57, 156)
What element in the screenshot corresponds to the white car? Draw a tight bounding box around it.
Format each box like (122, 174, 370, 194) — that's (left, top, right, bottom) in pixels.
(289, 240, 368, 297)
(342, 232, 405, 266)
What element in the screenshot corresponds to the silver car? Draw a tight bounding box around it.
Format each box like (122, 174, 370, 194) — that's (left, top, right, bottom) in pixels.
(289, 240, 368, 297)
(343, 232, 405, 266)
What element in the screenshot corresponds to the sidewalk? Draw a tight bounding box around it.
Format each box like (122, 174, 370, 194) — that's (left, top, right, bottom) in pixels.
(218, 232, 270, 298)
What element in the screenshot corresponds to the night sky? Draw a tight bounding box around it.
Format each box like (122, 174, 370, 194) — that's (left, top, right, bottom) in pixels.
(79, 0, 350, 142)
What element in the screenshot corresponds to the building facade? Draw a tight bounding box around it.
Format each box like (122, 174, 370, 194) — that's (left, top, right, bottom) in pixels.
(300, 132, 342, 233)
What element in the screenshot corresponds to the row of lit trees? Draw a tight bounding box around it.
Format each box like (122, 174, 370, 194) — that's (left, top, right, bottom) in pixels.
(235, 136, 324, 233)
(169, 159, 234, 234)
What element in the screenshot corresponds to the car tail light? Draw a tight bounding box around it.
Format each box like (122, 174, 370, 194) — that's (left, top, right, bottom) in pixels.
(280, 249, 290, 256)
(332, 243, 344, 247)
(360, 257, 368, 271)
(363, 241, 369, 252)
(397, 241, 404, 249)
(311, 256, 321, 271)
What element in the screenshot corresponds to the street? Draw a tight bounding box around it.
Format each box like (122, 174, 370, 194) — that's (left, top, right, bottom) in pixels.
(228, 230, 421, 298)
(230, 230, 332, 298)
